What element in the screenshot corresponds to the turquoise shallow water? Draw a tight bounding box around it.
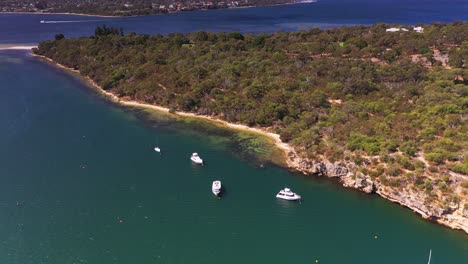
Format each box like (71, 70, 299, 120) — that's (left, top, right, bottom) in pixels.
(0, 49, 466, 263)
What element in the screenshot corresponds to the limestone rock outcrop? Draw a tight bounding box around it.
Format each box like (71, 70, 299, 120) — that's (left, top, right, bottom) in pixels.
(284, 150, 467, 233)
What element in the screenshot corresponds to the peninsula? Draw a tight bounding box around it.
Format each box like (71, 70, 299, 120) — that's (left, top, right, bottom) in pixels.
(33, 22, 468, 232)
(0, 0, 314, 17)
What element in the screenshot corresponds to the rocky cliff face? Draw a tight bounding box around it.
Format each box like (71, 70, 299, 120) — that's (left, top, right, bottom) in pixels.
(285, 150, 468, 233)
(287, 151, 376, 193)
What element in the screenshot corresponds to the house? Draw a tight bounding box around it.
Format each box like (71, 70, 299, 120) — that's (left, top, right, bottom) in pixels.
(386, 28, 400, 32)
(413, 26, 424, 33)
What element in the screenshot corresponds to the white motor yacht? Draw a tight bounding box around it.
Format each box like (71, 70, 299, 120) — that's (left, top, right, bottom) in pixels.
(212, 180, 221, 196)
(154, 147, 161, 153)
(276, 188, 301, 201)
(190, 153, 203, 165)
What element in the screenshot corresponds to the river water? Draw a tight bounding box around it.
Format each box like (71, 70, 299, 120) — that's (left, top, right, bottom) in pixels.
(0, 1, 467, 263)
(0, 0, 467, 44)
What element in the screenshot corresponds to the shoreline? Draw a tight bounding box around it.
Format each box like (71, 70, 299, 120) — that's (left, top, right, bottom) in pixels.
(31, 52, 467, 234)
(0, 1, 317, 19)
(0, 11, 118, 18)
(32, 53, 295, 156)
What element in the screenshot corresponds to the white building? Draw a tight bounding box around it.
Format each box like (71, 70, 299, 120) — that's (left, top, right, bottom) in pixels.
(386, 28, 400, 32)
(413, 26, 424, 33)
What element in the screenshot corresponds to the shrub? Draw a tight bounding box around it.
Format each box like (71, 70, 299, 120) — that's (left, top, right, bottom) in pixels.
(415, 176, 426, 186)
(369, 169, 381, 178)
(353, 155, 365, 165)
(386, 165, 401, 177)
(419, 128, 436, 140)
(347, 133, 382, 155)
(425, 151, 446, 164)
(450, 164, 468, 175)
(414, 160, 426, 170)
(168, 106, 177, 114)
(376, 165, 385, 175)
(401, 141, 418, 156)
(424, 180, 433, 191)
(55, 33, 65, 41)
(389, 179, 401, 187)
(361, 168, 369, 175)
(396, 155, 415, 170)
(381, 154, 394, 163)
(438, 182, 448, 191)
(280, 130, 293, 142)
(386, 140, 399, 152)
(379, 175, 389, 185)
(406, 172, 415, 181)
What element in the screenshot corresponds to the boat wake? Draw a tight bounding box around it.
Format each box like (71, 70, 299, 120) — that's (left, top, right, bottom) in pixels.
(0, 45, 36, 50)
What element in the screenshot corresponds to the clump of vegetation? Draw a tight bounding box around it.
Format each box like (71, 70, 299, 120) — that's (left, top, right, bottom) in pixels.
(451, 164, 468, 175)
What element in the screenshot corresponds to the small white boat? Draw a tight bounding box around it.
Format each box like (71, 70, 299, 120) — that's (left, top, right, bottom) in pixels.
(276, 188, 301, 201)
(212, 180, 221, 196)
(154, 147, 161, 153)
(40, 20, 45, 23)
(190, 153, 203, 165)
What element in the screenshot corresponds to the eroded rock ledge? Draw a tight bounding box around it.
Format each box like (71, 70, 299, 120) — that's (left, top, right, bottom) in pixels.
(285, 151, 468, 234)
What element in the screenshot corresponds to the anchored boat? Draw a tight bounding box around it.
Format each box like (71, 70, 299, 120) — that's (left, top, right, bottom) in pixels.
(276, 188, 301, 201)
(190, 153, 203, 165)
(212, 180, 222, 196)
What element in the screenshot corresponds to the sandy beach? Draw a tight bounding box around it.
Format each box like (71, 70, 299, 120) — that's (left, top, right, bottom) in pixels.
(32, 53, 297, 159)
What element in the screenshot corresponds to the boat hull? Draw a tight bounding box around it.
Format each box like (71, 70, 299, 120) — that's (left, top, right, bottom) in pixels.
(276, 194, 301, 201)
(212, 181, 221, 196)
(191, 157, 203, 164)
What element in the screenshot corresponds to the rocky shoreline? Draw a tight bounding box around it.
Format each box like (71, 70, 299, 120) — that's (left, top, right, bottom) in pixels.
(31, 51, 467, 235)
(285, 150, 468, 233)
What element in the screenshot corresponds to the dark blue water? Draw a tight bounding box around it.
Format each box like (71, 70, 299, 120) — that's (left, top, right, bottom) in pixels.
(0, 0, 467, 44)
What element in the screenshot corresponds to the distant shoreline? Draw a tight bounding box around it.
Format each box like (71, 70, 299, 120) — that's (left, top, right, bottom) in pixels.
(0, 11, 118, 18)
(0, 1, 317, 18)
